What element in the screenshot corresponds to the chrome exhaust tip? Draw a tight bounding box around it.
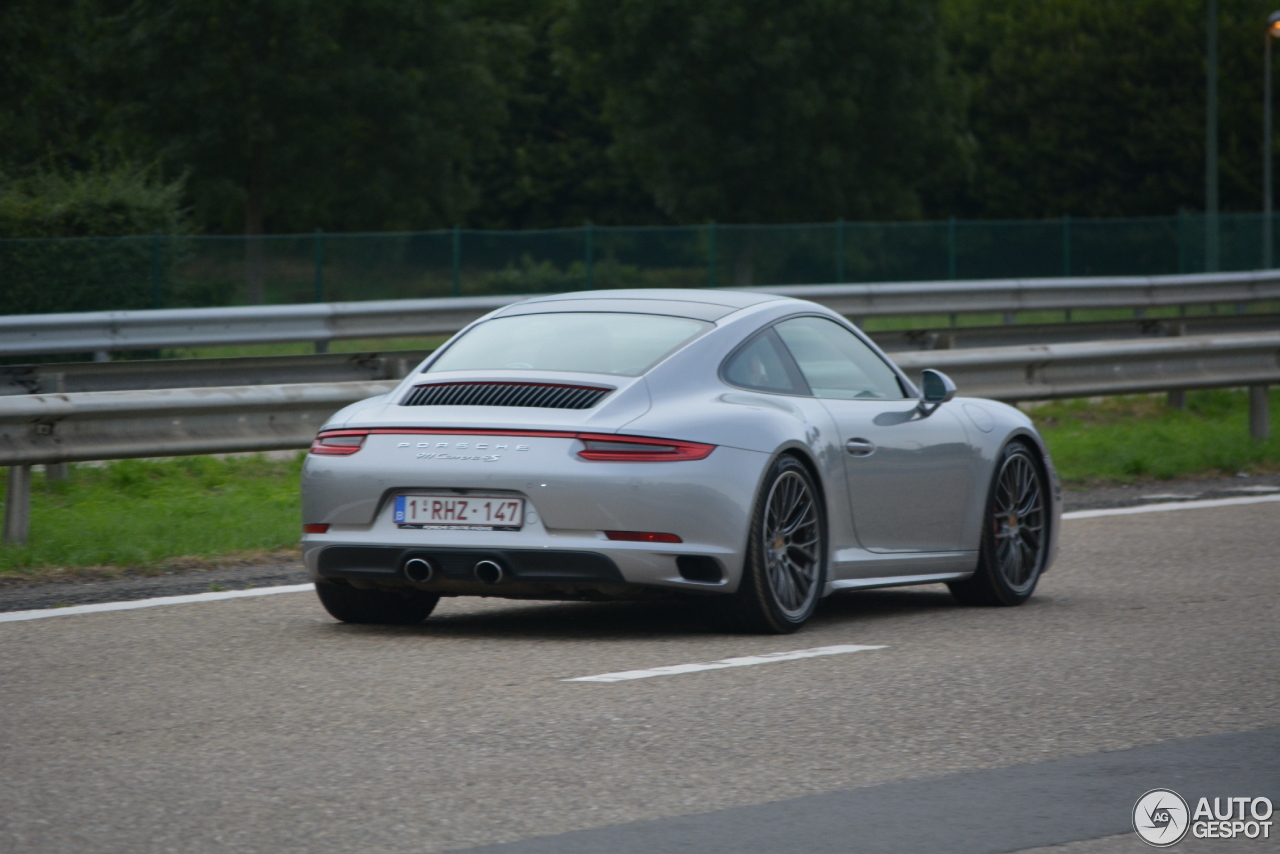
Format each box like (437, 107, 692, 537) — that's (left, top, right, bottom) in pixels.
(404, 557, 436, 583)
(473, 560, 504, 585)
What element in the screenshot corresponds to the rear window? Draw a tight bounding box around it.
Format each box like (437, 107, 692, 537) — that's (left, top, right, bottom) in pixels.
(426, 312, 711, 377)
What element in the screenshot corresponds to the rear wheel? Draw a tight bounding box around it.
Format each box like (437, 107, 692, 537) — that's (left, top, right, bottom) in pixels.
(948, 441, 1048, 607)
(315, 582, 439, 625)
(717, 455, 826, 633)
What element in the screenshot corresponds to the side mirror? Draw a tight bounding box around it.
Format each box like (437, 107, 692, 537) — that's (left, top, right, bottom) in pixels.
(917, 369, 957, 415)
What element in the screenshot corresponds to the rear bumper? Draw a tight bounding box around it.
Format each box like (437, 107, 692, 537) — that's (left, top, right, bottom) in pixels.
(301, 440, 771, 595)
(305, 541, 731, 597)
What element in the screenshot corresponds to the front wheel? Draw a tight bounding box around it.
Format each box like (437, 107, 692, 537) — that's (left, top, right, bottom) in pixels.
(315, 582, 439, 625)
(717, 455, 827, 633)
(948, 441, 1049, 607)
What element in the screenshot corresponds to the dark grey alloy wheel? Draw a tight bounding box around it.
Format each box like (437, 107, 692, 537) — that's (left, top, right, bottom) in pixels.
(316, 582, 439, 625)
(719, 455, 827, 633)
(949, 441, 1048, 606)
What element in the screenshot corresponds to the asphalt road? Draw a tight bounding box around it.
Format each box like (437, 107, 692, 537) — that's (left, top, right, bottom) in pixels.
(1, 500, 1277, 853)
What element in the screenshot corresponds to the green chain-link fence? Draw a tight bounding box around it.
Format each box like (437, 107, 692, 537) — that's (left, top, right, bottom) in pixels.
(1, 212, 1275, 314)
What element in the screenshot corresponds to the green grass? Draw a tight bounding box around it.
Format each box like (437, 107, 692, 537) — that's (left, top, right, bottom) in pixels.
(0, 454, 305, 578)
(1, 388, 1277, 575)
(1029, 388, 1280, 484)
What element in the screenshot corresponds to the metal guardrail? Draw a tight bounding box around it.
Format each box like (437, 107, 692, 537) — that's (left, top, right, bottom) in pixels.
(4, 314, 1277, 399)
(2, 331, 1275, 544)
(892, 331, 1280, 402)
(3, 269, 1280, 357)
(0, 296, 519, 357)
(871, 311, 1280, 352)
(1, 350, 431, 396)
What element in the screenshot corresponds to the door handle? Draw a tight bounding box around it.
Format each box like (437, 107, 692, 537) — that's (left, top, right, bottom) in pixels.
(845, 438, 876, 457)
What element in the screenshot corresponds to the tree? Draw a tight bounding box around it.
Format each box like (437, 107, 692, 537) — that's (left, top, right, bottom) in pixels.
(467, 0, 665, 228)
(106, 0, 511, 239)
(0, 0, 104, 173)
(946, 0, 1279, 217)
(555, 0, 964, 224)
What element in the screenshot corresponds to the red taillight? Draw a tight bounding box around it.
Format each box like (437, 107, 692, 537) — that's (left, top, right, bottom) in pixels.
(577, 433, 715, 462)
(310, 430, 368, 456)
(303, 523, 330, 534)
(605, 531, 683, 543)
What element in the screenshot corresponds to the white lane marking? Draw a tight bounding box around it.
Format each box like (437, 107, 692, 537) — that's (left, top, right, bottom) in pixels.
(566, 644, 887, 683)
(1063, 493, 1280, 520)
(0, 583, 315, 624)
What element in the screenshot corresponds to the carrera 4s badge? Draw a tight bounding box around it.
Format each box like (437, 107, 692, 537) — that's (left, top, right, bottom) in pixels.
(397, 441, 531, 462)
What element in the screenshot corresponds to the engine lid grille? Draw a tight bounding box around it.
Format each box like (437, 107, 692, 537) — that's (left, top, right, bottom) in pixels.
(400, 382, 612, 410)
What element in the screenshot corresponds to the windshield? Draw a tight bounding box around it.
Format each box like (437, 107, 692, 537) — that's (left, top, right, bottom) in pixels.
(426, 312, 711, 377)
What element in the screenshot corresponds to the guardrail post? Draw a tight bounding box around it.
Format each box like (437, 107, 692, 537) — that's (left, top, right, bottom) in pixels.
(1165, 323, 1186, 408)
(1249, 384, 1271, 440)
(44, 374, 69, 480)
(3, 465, 31, 545)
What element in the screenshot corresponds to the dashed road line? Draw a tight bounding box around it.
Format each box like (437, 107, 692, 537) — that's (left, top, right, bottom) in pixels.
(565, 644, 887, 682)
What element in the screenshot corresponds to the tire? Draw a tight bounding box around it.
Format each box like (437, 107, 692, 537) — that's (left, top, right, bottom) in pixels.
(948, 441, 1049, 607)
(717, 455, 827, 633)
(315, 582, 439, 625)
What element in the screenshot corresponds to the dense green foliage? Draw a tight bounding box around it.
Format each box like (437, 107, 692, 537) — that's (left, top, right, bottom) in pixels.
(0, 165, 187, 239)
(946, 0, 1279, 218)
(4, 0, 1280, 232)
(0, 165, 190, 314)
(555, 0, 961, 223)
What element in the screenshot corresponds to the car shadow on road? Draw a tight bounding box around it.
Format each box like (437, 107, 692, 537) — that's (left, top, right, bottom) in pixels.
(316, 585, 962, 642)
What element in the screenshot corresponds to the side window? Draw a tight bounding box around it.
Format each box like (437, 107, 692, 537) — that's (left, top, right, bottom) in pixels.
(774, 316, 906, 400)
(722, 330, 807, 394)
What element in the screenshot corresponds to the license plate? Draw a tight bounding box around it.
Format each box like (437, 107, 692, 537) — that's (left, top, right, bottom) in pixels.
(394, 495, 524, 528)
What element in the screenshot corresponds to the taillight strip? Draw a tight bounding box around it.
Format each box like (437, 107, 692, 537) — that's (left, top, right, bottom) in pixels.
(310, 428, 716, 461)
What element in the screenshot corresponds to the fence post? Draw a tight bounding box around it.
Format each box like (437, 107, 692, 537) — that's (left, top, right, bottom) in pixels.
(707, 221, 717, 288)
(835, 218, 844, 284)
(1176, 208, 1189, 274)
(150, 233, 163, 308)
(313, 229, 325, 303)
(313, 229, 328, 354)
(584, 221, 594, 290)
(3, 465, 31, 545)
(451, 225, 461, 296)
(947, 216, 957, 280)
(1062, 214, 1071, 277)
(1249, 385, 1271, 440)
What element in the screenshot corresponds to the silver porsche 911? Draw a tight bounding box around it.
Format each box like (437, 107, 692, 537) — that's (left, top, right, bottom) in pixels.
(301, 289, 1061, 633)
